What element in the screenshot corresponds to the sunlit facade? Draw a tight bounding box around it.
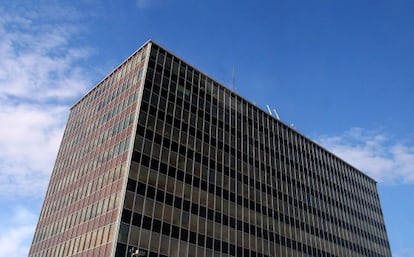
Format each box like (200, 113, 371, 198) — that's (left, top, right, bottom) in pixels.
(29, 40, 392, 257)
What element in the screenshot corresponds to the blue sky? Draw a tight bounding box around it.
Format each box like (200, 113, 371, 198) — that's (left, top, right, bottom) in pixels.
(0, 1, 413, 256)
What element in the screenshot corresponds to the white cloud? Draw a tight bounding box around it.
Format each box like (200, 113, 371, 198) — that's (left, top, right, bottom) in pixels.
(0, 207, 37, 257)
(0, 6, 94, 198)
(319, 128, 414, 184)
(0, 103, 67, 197)
(0, 12, 93, 101)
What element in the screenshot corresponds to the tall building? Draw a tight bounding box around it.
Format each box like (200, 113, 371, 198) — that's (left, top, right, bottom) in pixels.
(29, 40, 392, 257)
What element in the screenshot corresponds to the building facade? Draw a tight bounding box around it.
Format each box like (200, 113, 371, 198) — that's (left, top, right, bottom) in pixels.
(29, 41, 392, 257)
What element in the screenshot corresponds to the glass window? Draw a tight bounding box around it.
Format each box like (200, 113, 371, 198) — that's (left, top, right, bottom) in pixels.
(124, 191, 134, 210)
(143, 139, 152, 156)
(163, 204, 173, 223)
(140, 228, 151, 248)
(134, 195, 145, 213)
(182, 211, 189, 228)
(172, 208, 181, 226)
(154, 202, 163, 220)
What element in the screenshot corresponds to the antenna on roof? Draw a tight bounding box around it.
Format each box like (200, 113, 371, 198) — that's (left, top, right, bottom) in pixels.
(266, 105, 281, 120)
(266, 105, 273, 115)
(273, 109, 280, 120)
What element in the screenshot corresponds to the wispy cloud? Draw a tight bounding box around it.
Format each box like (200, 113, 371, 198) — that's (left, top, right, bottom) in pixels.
(0, 207, 37, 257)
(0, 103, 67, 197)
(319, 128, 414, 184)
(0, 11, 93, 101)
(0, 6, 94, 199)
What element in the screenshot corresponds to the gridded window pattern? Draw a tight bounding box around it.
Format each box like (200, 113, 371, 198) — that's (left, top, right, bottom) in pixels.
(29, 40, 392, 257)
(115, 44, 392, 257)
(29, 45, 150, 257)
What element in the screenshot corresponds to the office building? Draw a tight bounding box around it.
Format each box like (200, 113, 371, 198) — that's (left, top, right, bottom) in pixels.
(29, 40, 392, 257)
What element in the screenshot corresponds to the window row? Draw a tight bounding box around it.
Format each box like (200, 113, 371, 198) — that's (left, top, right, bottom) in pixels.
(139, 96, 380, 220)
(33, 224, 115, 257)
(136, 113, 382, 225)
(126, 166, 386, 257)
(45, 136, 131, 216)
(34, 191, 121, 244)
(136, 109, 385, 234)
(58, 90, 138, 170)
(71, 46, 146, 119)
(119, 210, 338, 257)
